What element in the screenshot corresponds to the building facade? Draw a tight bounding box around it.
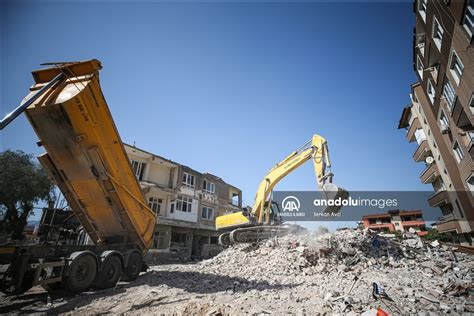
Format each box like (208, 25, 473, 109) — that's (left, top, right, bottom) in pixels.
(398, 0, 474, 245)
(362, 210, 427, 236)
(124, 144, 242, 260)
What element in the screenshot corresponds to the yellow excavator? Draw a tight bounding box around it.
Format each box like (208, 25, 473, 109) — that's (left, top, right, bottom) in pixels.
(216, 134, 349, 245)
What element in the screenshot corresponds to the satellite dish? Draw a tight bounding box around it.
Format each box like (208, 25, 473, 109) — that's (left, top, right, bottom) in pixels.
(425, 156, 434, 164)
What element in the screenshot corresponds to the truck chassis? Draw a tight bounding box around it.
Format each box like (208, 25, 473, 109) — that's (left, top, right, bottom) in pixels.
(0, 244, 144, 294)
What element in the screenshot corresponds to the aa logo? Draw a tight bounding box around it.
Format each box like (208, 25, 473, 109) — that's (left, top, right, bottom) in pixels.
(282, 196, 300, 212)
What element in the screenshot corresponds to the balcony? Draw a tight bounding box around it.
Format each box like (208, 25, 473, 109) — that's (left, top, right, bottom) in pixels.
(436, 213, 461, 234)
(402, 220, 426, 227)
(420, 163, 439, 184)
(451, 99, 473, 130)
(406, 117, 421, 142)
(367, 223, 394, 231)
(428, 189, 449, 208)
(413, 139, 430, 162)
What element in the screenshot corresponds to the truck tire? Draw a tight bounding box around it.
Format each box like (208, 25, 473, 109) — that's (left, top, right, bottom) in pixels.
(95, 255, 122, 289)
(64, 253, 97, 293)
(122, 252, 141, 282)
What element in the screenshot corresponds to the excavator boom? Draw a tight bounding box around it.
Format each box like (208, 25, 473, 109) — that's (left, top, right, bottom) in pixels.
(216, 134, 348, 245)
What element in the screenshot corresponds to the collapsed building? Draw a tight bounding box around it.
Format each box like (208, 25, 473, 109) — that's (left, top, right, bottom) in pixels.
(124, 144, 242, 261)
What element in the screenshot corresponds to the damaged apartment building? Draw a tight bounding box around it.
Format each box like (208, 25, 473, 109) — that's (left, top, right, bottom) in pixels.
(124, 144, 242, 260)
(398, 0, 474, 244)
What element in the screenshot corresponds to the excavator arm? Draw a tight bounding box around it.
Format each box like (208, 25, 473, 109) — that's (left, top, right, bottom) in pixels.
(216, 134, 348, 244)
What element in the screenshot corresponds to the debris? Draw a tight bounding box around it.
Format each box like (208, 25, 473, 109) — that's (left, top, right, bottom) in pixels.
(372, 282, 392, 301)
(1, 228, 472, 314)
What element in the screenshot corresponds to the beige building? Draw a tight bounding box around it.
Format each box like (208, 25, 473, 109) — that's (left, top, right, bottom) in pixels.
(124, 144, 242, 260)
(398, 0, 474, 245)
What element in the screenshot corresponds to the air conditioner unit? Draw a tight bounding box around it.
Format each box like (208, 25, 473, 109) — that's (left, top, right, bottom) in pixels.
(440, 124, 450, 134)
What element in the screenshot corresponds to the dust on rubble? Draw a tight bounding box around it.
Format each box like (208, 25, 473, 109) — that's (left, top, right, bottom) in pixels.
(1, 228, 473, 314)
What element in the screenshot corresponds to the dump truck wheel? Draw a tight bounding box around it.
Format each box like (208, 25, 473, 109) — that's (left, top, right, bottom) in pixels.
(64, 254, 97, 293)
(122, 252, 142, 282)
(95, 255, 122, 289)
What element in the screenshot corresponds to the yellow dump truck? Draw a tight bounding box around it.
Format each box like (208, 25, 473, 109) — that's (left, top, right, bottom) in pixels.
(0, 60, 156, 294)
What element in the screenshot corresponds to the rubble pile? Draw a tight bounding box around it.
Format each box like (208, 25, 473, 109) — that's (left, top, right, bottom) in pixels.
(2, 228, 472, 314)
(196, 228, 473, 313)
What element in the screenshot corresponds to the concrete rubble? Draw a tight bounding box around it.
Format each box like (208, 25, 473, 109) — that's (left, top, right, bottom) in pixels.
(1, 228, 472, 314)
(191, 228, 473, 314)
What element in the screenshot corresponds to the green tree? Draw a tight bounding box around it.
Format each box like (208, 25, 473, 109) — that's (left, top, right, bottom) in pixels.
(422, 228, 449, 242)
(0, 150, 53, 240)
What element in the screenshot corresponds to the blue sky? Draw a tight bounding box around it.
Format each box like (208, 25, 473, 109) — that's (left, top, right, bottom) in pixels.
(1, 1, 433, 228)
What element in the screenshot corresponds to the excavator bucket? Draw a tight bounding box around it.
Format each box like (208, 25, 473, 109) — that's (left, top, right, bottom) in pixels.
(321, 183, 350, 214)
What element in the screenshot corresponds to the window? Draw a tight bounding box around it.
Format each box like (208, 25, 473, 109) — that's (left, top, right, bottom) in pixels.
(176, 195, 193, 212)
(418, 0, 427, 22)
(467, 174, 474, 196)
(439, 111, 450, 133)
(182, 172, 195, 188)
(432, 17, 444, 51)
(469, 94, 474, 115)
(171, 232, 187, 246)
(416, 55, 424, 79)
(467, 131, 474, 143)
(131, 160, 146, 180)
(439, 111, 449, 126)
(463, 0, 474, 37)
(203, 180, 215, 193)
(427, 79, 435, 104)
(449, 50, 464, 85)
(153, 231, 166, 249)
(201, 206, 214, 220)
(442, 80, 456, 110)
(453, 141, 465, 163)
(148, 197, 162, 215)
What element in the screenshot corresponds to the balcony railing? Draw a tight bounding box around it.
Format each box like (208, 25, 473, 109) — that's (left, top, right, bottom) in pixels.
(402, 220, 426, 227)
(438, 213, 456, 223)
(420, 163, 439, 184)
(435, 213, 461, 234)
(413, 139, 430, 162)
(368, 223, 394, 230)
(406, 117, 420, 142)
(428, 189, 449, 208)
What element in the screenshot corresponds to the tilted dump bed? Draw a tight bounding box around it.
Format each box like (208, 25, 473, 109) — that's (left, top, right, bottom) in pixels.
(22, 60, 155, 254)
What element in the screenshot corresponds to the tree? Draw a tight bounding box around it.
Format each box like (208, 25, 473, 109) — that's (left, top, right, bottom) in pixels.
(0, 150, 53, 240)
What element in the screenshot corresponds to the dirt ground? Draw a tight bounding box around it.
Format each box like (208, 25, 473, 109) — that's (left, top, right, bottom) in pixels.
(0, 263, 415, 315)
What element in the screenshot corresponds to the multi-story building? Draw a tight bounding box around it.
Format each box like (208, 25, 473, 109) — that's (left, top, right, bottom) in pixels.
(398, 0, 474, 245)
(362, 210, 427, 236)
(124, 144, 242, 260)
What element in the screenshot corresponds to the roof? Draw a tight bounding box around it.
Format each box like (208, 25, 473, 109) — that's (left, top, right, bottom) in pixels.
(124, 143, 178, 166)
(123, 143, 241, 192)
